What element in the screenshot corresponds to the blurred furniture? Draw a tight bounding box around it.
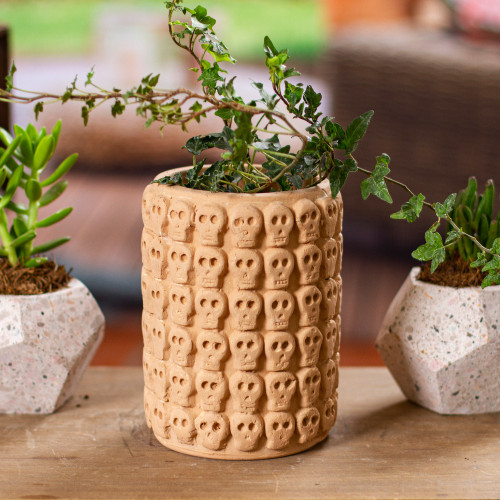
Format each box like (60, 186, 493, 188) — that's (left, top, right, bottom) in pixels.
(0, 27, 9, 130)
(2, 366, 499, 499)
(323, 26, 500, 249)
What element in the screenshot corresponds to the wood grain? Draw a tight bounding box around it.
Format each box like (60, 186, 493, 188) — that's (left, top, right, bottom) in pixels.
(1, 367, 498, 499)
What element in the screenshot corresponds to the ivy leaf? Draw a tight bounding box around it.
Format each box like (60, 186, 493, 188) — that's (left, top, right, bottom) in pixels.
(360, 154, 392, 203)
(324, 119, 345, 145)
(284, 81, 304, 110)
(482, 254, 500, 273)
(85, 66, 95, 86)
(303, 85, 322, 120)
(5, 61, 16, 92)
(412, 228, 445, 272)
(252, 82, 278, 110)
(434, 193, 457, 218)
(111, 99, 125, 117)
(339, 110, 374, 154)
(198, 64, 225, 92)
(445, 229, 461, 244)
(481, 271, 500, 288)
(33, 102, 44, 120)
(391, 193, 426, 223)
(470, 252, 488, 268)
(329, 157, 357, 198)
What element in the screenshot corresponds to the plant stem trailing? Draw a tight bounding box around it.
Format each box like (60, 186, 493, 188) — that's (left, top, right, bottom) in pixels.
(0, 0, 498, 287)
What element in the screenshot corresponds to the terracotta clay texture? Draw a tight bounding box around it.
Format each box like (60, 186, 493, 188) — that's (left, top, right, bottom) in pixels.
(141, 169, 343, 459)
(0, 279, 105, 414)
(376, 267, 500, 415)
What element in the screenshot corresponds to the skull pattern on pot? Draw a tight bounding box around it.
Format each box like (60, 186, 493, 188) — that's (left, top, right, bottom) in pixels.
(229, 204, 263, 248)
(141, 176, 343, 459)
(168, 198, 194, 242)
(229, 331, 263, 371)
(264, 248, 294, 289)
(263, 202, 294, 247)
(195, 203, 227, 246)
(229, 249, 263, 290)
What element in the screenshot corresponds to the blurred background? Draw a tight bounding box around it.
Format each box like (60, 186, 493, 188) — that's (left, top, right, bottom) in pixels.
(0, 0, 499, 366)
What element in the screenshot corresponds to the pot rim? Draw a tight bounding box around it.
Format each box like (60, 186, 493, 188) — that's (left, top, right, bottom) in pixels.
(409, 266, 498, 293)
(152, 166, 333, 200)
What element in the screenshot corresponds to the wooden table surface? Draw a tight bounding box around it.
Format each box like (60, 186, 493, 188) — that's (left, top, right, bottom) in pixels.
(1, 367, 499, 499)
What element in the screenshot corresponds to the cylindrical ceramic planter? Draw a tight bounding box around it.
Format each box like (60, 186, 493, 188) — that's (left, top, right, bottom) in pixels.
(376, 267, 500, 415)
(0, 278, 105, 414)
(141, 168, 343, 459)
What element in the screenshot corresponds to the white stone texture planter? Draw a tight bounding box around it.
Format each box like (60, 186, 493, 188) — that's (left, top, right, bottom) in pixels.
(0, 279, 105, 414)
(141, 169, 343, 459)
(376, 267, 500, 414)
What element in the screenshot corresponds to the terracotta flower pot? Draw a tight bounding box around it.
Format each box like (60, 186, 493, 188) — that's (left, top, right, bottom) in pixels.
(376, 267, 500, 414)
(0, 278, 105, 414)
(141, 168, 343, 459)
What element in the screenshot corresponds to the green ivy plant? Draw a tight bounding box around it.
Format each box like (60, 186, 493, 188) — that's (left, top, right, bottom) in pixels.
(0, 0, 498, 286)
(0, 121, 76, 267)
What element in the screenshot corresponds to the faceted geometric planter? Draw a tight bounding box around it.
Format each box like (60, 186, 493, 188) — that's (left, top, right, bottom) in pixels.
(376, 267, 500, 414)
(0, 279, 105, 414)
(141, 168, 343, 459)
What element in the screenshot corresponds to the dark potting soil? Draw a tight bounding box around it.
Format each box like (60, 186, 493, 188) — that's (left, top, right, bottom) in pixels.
(417, 253, 487, 288)
(0, 258, 72, 295)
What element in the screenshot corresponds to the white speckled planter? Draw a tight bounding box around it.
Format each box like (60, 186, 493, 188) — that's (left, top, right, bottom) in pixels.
(0, 279, 105, 414)
(376, 267, 500, 414)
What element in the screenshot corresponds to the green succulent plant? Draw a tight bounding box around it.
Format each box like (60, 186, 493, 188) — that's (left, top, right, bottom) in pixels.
(0, 121, 76, 267)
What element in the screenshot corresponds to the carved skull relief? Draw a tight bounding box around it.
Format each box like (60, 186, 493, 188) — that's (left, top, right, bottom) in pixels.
(319, 320, 336, 361)
(151, 361, 169, 401)
(335, 196, 343, 234)
(334, 276, 342, 316)
(195, 203, 227, 246)
(229, 204, 263, 248)
(296, 326, 323, 367)
(168, 198, 194, 242)
(167, 243, 193, 285)
(195, 289, 227, 330)
(142, 311, 168, 360)
(230, 371, 264, 414)
(264, 248, 294, 289)
(335, 234, 343, 276)
(264, 291, 295, 330)
(147, 236, 169, 279)
(194, 247, 227, 288)
(229, 331, 263, 371)
(196, 330, 229, 370)
(264, 412, 295, 450)
(295, 244, 322, 285)
(320, 359, 336, 398)
(319, 279, 338, 321)
(169, 364, 194, 407)
(141, 228, 154, 272)
(144, 386, 155, 429)
(145, 194, 169, 234)
(295, 407, 320, 444)
(229, 249, 263, 290)
(196, 369, 228, 412)
(319, 397, 337, 432)
(295, 286, 322, 326)
(168, 326, 194, 367)
(263, 202, 294, 247)
(229, 291, 262, 331)
(142, 268, 168, 319)
(297, 367, 321, 407)
(170, 407, 196, 445)
(265, 371, 297, 411)
(195, 412, 230, 451)
(230, 413, 264, 452)
(151, 397, 170, 439)
(264, 331, 296, 371)
(169, 285, 194, 326)
(316, 196, 338, 238)
(293, 198, 320, 243)
(320, 239, 338, 279)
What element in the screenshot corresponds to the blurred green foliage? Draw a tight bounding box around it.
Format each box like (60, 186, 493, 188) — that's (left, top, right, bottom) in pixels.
(0, 0, 325, 59)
